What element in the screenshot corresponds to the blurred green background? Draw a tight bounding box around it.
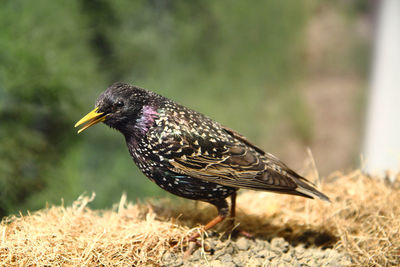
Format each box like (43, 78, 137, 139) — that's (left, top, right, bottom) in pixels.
(0, 0, 369, 216)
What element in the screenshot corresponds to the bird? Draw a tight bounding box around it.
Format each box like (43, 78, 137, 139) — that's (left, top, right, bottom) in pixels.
(75, 82, 330, 252)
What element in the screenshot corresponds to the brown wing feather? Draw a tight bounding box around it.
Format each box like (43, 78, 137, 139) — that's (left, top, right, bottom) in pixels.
(222, 127, 329, 201)
(221, 126, 266, 155)
(157, 124, 329, 201)
(166, 134, 293, 189)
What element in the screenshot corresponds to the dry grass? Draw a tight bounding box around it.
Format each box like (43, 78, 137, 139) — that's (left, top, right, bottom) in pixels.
(237, 169, 400, 266)
(0, 194, 187, 266)
(1, 170, 399, 266)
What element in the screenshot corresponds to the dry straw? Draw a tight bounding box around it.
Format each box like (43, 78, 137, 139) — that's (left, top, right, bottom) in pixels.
(1, 170, 399, 266)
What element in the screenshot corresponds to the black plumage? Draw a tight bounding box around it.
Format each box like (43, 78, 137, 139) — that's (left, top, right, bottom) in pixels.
(75, 82, 329, 249)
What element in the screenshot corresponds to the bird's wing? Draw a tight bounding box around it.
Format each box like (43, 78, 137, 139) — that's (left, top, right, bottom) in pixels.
(156, 125, 328, 200)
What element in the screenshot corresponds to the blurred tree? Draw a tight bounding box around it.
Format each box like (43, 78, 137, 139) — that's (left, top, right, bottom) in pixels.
(79, 0, 120, 80)
(0, 0, 105, 216)
(107, 0, 311, 141)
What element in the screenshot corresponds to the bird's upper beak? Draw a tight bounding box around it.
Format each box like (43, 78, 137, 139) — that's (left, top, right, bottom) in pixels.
(74, 107, 107, 134)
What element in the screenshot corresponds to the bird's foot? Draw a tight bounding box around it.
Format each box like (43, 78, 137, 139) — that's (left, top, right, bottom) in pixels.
(225, 217, 254, 239)
(183, 242, 198, 259)
(232, 229, 254, 239)
(183, 233, 212, 259)
(183, 214, 226, 258)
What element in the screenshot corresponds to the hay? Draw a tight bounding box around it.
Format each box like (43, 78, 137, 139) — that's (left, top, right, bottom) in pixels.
(0, 194, 187, 266)
(1, 170, 399, 266)
(237, 170, 400, 266)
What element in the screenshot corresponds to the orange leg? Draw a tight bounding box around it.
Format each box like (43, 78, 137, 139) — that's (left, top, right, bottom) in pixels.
(184, 199, 229, 258)
(187, 215, 226, 242)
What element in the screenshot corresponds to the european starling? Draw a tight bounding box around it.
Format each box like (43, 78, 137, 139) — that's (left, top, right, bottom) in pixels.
(75, 82, 329, 248)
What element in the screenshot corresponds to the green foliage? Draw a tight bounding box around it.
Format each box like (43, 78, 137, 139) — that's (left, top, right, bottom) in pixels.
(0, 0, 104, 215)
(107, 0, 310, 140)
(0, 0, 315, 216)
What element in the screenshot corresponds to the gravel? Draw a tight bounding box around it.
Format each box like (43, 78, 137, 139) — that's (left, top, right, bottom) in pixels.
(162, 236, 351, 266)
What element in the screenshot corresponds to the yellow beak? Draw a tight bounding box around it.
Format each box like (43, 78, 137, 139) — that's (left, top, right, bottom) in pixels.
(74, 107, 107, 134)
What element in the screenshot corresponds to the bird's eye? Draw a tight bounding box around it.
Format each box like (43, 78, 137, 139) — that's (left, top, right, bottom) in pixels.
(116, 100, 124, 108)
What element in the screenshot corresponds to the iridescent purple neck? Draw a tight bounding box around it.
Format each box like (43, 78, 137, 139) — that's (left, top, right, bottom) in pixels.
(135, 105, 159, 134)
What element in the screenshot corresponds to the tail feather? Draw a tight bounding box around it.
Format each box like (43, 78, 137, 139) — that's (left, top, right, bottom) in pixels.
(294, 178, 330, 202)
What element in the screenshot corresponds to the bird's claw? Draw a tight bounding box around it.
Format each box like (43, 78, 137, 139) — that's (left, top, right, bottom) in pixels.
(183, 233, 212, 259)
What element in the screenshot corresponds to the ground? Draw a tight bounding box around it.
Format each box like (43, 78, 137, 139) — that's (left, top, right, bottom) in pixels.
(1, 169, 399, 266)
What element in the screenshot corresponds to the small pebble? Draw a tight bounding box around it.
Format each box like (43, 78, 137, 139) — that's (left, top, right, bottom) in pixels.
(291, 259, 302, 267)
(253, 240, 266, 252)
(282, 253, 292, 262)
(213, 249, 225, 259)
(171, 234, 351, 267)
(190, 249, 202, 261)
(232, 255, 243, 266)
(220, 253, 233, 264)
(236, 236, 250, 250)
(270, 237, 289, 254)
(295, 245, 306, 256)
(255, 249, 270, 258)
(271, 237, 284, 247)
(314, 250, 327, 260)
(245, 257, 264, 267)
(209, 260, 223, 267)
(225, 245, 234, 255)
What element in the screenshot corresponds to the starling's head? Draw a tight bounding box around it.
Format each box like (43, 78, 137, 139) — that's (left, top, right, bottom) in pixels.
(75, 82, 152, 133)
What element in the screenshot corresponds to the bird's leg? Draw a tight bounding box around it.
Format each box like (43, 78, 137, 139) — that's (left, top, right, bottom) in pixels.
(184, 199, 228, 258)
(228, 192, 253, 239)
(188, 199, 228, 242)
(224, 192, 237, 236)
(229, 191, 237, 224)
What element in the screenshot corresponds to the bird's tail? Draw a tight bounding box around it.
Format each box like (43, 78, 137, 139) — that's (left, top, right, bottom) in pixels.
(294, 176, 331, 202)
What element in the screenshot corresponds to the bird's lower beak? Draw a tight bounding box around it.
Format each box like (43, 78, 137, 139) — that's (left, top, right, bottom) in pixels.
(74, 107, 107, 134)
